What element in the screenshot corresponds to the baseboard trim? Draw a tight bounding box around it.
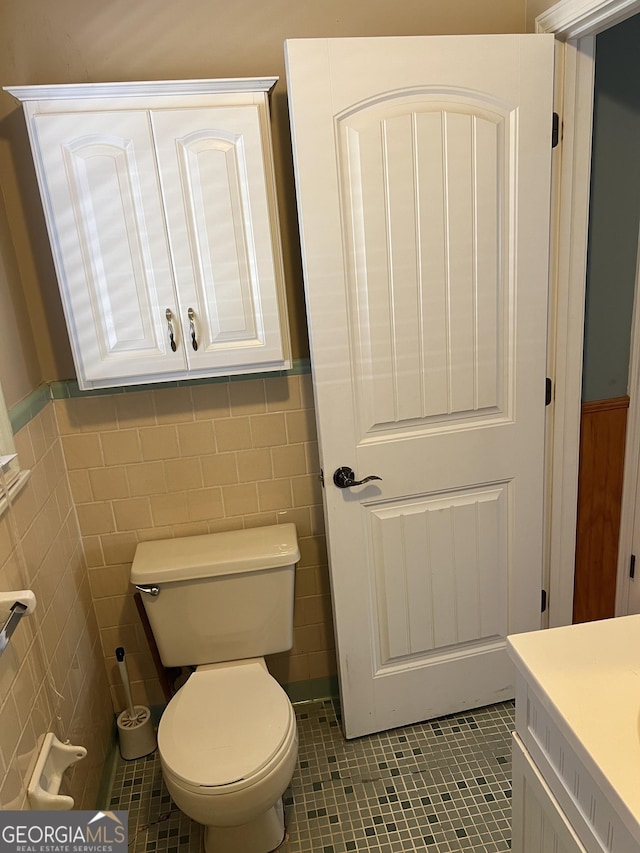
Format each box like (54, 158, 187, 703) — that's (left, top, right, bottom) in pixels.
(285, 676, 339, 704)
(95, 717, 119, 809)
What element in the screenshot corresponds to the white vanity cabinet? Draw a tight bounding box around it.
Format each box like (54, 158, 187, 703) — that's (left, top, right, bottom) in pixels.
(508, 616, 640, 853)
(7, 79, 291, 389)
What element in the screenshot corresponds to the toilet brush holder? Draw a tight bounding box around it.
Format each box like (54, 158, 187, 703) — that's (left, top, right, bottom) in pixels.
(117, 705, 156, 760)
(115, 646, 156, 760)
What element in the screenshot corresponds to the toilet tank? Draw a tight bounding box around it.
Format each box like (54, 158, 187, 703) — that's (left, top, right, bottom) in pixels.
(130, 524, 299, 668)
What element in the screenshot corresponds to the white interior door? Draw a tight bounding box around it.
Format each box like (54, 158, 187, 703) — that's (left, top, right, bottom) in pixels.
(286, 35, 554, 738)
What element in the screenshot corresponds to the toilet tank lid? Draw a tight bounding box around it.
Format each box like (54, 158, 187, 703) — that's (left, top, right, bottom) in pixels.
(130, 523, 300, 584)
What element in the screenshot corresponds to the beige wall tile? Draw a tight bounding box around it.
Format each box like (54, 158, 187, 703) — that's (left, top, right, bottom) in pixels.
(257, 479, 293, 512)
(191, 383, 230, 419)
(265, 652, 310, 684)
(100, 532, 138, 566)
(308, 649, 337, 679)
(265, 375, 302, 411)
(201, 453, 238, 486)
(237, 448, 273, 482)
(300, 594, 333, 626)
(126, 461, 167, 496)
(295, 566, 318, 598)
(164, 457, 204, 492)
(271, 444, 307, 477)
(154, 387, 194, 423)
(12, 426, 36, 470)
(61, 433, 103, 469)
(89, 466, 130, 500)
(150, 492, 189, 526)
(222, 483, 259, 516)
(298, 535, 329, 568)
(229, 378, 266, 414)
(275, 507, 312, 537)
(309, 504, 326, 536)
(83, 536, 104, 568)
(176, 421, 215, 457)
(100, 624, 141, 656)
(186, 487, 224, 522)
(251, 412, 287, 447)
(285, 409, 318, 443)
(114, 390, 157, 428)
(1, 407, 113, 811)
(55, 396, 118, 434)
(299, 375, 316, 409)
(294, 623, 325, 653)
(305, 441, 321, 474)
(112, 497, 153, 531)
(67, 469, 93, 504)
(76, 502, 115, 536)
(139, 426, 179, 461)
(243, 512, 278, 529)
(0, 694, 21, 769)
(12, 382, 336, 742)
(215, 417, 252, 451)
(172, 521, 209, 537)
(88, 564, 132, 598)
(292, 474, 323, 508)
(101, 429, 142, 465)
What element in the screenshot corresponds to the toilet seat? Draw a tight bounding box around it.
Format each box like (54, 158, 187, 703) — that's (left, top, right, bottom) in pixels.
(158, 659, 294, 789)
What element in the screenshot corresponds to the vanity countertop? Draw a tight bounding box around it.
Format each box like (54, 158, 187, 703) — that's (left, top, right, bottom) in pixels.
(507, 614, 640, 833)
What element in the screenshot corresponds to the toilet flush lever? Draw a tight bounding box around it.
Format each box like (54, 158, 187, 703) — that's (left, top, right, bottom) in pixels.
(135, 585, 160, 597)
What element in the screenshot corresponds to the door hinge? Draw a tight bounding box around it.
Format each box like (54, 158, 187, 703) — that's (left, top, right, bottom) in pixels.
(541, 589, 547, 613)
(545, 377, 553, 406)
(319, 469, 325, 488)
(631, 554, 636, 579)
(552, 112, 560, 148)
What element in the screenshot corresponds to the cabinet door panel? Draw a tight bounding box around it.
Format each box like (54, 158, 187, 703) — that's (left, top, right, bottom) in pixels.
(512, 735, 587, 853)
(33, 111, 184, 387)
(151, 106, 288, 372)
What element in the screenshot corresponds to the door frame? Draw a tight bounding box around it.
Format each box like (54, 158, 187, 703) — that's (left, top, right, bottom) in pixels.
(534, 0, 640, 627)
(615, 228, 640, 615)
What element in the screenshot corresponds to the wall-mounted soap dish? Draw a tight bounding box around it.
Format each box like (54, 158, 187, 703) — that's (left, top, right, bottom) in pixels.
(28, 732, 87, 810)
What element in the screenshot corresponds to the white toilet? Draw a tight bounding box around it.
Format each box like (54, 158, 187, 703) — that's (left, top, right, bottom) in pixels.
(130, 523, 300, 853)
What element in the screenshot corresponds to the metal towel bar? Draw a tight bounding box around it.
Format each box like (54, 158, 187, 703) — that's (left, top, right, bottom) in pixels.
(0, 590, 37, 658)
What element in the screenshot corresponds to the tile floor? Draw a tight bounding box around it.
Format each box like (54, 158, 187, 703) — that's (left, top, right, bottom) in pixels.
(109, 698, 515, 852)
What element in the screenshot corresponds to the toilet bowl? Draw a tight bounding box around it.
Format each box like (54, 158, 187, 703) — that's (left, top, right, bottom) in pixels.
(159, 660, 297, 852)
(131, 524, 300, 853)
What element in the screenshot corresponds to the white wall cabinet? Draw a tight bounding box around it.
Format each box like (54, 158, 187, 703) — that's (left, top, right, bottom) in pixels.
(7, 79, 291, 389)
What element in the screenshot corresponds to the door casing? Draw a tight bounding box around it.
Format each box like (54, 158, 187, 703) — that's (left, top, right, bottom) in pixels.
(535, 0, 640, 627)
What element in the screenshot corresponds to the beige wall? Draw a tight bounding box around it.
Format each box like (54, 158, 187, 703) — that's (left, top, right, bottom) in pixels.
(0, 403, 112, 809)
(526, 0, 555, 31)
(55, 375, 332, 710)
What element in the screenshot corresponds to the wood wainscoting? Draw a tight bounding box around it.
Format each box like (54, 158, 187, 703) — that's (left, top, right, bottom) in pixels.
(573, 395, 630, 623)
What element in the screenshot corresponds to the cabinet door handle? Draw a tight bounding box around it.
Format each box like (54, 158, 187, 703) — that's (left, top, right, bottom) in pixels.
(165, 309, 177, 352)
(188, 307, 198, 351)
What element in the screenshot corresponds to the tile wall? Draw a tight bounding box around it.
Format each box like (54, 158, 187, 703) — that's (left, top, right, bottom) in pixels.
(0, 402, 113, 809)
(54, 373, 337, 712)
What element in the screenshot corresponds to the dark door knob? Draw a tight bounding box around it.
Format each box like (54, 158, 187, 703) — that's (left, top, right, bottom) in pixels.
(333, 466, 382, 489)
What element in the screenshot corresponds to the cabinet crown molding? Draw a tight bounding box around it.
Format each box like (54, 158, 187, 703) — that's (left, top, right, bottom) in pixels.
(4, 77, 278, 102)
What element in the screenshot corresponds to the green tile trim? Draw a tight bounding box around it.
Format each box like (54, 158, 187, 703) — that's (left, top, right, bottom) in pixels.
(285, 676, 339, 705)
(8, 384, 52, 434)
(49, 357, 312, 399)
(95, 716, 119, 810)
